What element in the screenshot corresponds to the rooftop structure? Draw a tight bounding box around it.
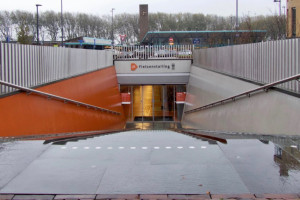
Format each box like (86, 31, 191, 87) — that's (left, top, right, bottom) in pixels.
(140, 30, 267, 47)
(139, 4, 149, 42)
(287, 0, 300, 38)
(64, 36, 112, 50)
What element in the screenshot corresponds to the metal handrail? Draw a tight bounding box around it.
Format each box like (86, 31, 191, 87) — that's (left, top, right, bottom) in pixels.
(185, 74, 300, 114)
(0, 80, 121, 115)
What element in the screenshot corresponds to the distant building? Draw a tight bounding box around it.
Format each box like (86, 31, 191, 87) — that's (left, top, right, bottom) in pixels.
(137, 5, 266, 47)
(64, 37, 112, 50)
(287, 0, 300, 38)
(139, 4, 149, 42)
(40, 41, 61, 47)
(140, 30, 267, 47)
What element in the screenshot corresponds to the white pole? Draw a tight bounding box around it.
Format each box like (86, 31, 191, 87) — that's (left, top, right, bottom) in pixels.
(236, 0, 239, 29)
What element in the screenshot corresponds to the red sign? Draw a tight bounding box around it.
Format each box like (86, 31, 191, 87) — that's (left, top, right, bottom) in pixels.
(120, 34, 126, 41)
(131, 63, 138, 71)
(169, 37, 174, 45)
(121, 93, 131, 104)
(176, 92, 186, 103)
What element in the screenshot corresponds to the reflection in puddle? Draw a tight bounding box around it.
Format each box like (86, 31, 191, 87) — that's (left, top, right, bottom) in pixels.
(274, 145, 300, 177)
(126, 122, 180, 130)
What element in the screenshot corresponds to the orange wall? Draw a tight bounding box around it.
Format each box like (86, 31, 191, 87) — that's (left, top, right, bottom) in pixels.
(0, 66, 126, 137)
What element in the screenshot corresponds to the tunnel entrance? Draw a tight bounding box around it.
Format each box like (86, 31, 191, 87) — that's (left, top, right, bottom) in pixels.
(120, 85, 186, 122)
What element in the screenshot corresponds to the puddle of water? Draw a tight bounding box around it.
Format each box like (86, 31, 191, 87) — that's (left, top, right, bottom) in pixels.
(0, 130, 299, 194)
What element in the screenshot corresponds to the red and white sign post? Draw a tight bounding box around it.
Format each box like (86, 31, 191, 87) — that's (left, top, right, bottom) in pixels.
(120, 34, 126, 45)
(169, 37, 174, 45)
(121, 93, 131, 104)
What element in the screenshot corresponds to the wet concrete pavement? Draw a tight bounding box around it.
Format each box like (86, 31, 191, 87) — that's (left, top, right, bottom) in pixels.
(0, 130, 300, 195)
(1, 193, 300, 200)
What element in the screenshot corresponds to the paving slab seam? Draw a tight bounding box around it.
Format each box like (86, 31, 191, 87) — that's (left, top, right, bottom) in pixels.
(0, 194, 300, 200)
(0, 143, 53, 192)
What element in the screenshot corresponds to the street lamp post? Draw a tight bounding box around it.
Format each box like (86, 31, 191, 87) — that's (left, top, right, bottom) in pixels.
(236, 0, 239, 29)
(36, 4, 42, 45)
(61, 0, 64, 46)
(234, 0, 239, 44)
(111, 8, 115, 47)
(274, 0, 282, 16)
(5, 27, 10, 43)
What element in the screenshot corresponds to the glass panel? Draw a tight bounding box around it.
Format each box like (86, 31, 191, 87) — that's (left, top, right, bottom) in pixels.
(292, 7, 296, 37)
(133, 86, 143, 121)
(142, 85, 153, 121)
(123, 84, 186, 122)
(166, 85, 175, 121)
(175, 85, 187, 121)
(153, 85, 163, 121)
(164, 85, 175, 121)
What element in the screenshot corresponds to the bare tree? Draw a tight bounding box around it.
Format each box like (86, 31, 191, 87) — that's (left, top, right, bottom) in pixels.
(63, 12, 77, 40)
(76, 13, 90, 36)
(114, 14, 139, 44)
(41, 11, 60, 41)
(0, 9, 286, 44)
(0, 11, 13, 41)
(266, 15, 286, 40)
(11, 10, 35, 42)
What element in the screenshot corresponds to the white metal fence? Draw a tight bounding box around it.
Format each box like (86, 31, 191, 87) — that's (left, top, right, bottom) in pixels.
(114, 45, 193, 60)
(193, 39, 300, 94)
(0, 43, 113, 95)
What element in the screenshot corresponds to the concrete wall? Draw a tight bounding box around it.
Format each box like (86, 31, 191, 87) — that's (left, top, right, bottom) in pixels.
(0, 66, 126, 137)
(182, 66, 300, 136)
(193, 39, 300, 94)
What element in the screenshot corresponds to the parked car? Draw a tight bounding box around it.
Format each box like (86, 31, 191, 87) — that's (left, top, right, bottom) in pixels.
(134, 46, 152, 59)
(154, 49, 177, 57)
(178, 50, 192, 57)
(120, 51, 134, 58)
(169, 50, 177, 57)
(112, 49, 121, 59)
(154, 49, 167, 57)
(112, 49, 121, 55)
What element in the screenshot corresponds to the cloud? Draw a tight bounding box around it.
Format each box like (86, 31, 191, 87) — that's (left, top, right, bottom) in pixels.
(1, 0, 286, 16)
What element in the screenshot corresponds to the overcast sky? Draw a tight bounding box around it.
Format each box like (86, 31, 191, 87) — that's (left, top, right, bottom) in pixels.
(1, 0, 286, 16)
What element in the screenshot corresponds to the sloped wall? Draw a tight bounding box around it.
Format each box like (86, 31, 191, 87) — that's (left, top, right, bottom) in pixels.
(182, 66, 300, 136)
(0, 66, 126, 137)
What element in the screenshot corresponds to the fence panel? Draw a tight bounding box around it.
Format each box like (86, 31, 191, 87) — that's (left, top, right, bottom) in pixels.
(0, 43, 113, 96)
(193, 39, 300, 94)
